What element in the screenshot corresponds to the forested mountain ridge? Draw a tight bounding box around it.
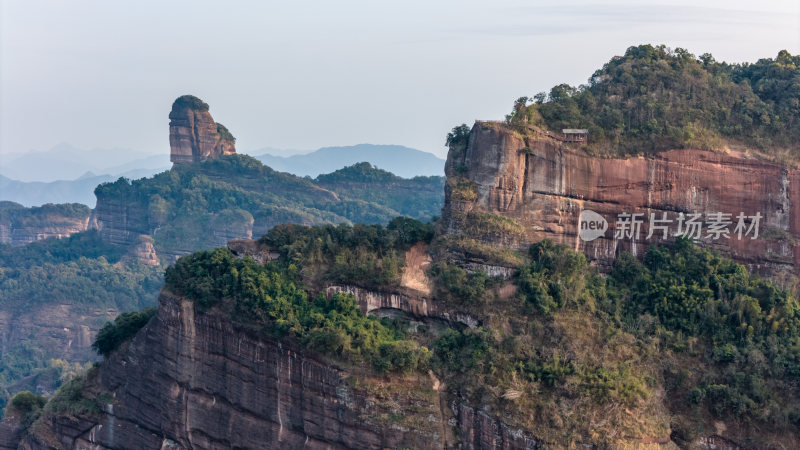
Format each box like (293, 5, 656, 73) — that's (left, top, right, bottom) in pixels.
(509, 45, 799, 158)
(0, 156, 444, 417)
(93, 155, 444, 264)
(5, 51, 800, 448)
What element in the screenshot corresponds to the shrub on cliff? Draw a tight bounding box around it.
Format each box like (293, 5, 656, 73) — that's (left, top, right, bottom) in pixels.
(518, 240, 590, 314)
(92, 308, 157, 357)
(430, 262, 496, 304)
(445, 124, 471, 148)
(172, 94, 209, 112)
(216, 123, 236, 142)
(8, 391, 46, 430)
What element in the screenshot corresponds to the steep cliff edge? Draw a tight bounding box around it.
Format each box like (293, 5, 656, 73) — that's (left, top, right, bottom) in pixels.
(0, 202, 91, 247)
(21, 290, 542, 450)
(441, 122, 800, 276)
(169, 95, 236, 164)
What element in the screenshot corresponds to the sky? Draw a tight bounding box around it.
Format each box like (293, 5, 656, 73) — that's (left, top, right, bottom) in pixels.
(1, 0, 799, 162)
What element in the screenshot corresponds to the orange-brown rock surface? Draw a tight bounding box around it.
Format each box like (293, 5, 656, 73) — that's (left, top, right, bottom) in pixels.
(169, 95, 236, 164)
(442, 122, 799, 275)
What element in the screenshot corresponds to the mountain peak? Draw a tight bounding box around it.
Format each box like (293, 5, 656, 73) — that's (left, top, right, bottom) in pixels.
(169, 95, 236, 164)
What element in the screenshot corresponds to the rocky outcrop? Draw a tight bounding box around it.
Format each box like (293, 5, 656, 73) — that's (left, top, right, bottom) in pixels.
(0, 304, 117, 388)
(0, 202, 91, 247)
(443, 122, 800, 275)
(0, 407, 24, 450)
(24, 291, 448, 449)
(91, 192, 149, 248)
(227, 238, 280, 263)
(120, 235, 159, 267)
(21, 290, 550, 450)
(169, 95, 236, 164)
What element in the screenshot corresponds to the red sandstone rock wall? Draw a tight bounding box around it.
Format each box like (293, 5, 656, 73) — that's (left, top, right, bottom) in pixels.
(169, 96, 236, 164)
(443, 123, 799, 275)
(20, 291, 542, 449)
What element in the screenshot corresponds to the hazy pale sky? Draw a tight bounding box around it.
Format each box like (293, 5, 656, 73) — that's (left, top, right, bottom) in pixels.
(1, 0, 798, 159)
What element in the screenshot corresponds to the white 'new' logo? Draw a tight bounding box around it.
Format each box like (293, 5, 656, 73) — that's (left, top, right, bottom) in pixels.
(579, 210, 608, 241)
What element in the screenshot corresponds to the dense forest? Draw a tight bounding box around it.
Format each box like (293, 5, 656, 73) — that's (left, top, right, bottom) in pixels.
(431, 237, 800, 445)
(507, 45, 799, 157)
(163, 219, 435, 374)
(0, 231, 162, 414)
(0, 201, 90, 228)
(93, 155, 443, 260)
(71, 221, 798, 446)
(0, 159, 444, 418)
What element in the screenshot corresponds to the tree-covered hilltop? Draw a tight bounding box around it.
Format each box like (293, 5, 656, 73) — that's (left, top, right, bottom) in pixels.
(315, 162, 444, 222)
(0, 202, 90, 228)
(94, 155, 443, 260)
(507, 45, 799, 157)
(162, 219, 435, 374)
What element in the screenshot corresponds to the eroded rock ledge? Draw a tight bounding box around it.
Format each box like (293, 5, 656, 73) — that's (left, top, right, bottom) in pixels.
(442, 122, 800, 276)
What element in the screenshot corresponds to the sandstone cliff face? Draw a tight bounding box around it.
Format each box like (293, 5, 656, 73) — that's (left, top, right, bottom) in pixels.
(169, 95, 236, 164)
(0, 204, 91, 247)
(19, 241, 550, 450)
(23, 291, 539, 449)
(91, 194, 149, 248)
(0, 303, 117, 382)
(443, 122, 799, 275)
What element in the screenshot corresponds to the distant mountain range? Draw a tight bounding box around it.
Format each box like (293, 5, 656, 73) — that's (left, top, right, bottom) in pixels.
(254, 144, 445, 178)
(0, 143, 170, 182)
(0, 143, 444, 206)
(0, 168, 168, 207)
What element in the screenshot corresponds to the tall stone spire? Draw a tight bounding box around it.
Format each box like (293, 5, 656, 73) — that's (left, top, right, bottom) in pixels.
(169, 95, 236, 164)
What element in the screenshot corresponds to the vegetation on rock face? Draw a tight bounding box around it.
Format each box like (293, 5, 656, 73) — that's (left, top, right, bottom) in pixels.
(171, 94, 210, 112)
(432, 237, 800, 446)
(0, 231, 162, 415)
(507, 45, 800, 156)
(216, 123, 235, 142)
(0, 202, 90, 227)
(259, 217, 433, 289)
(429, 262, 497, 305)
(92, 308, 157, 357)
(8, 391, 46, 431)
(606, 238, 800, 431)
(165, 222, 433, 373)
(94, 155, 444, 260)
